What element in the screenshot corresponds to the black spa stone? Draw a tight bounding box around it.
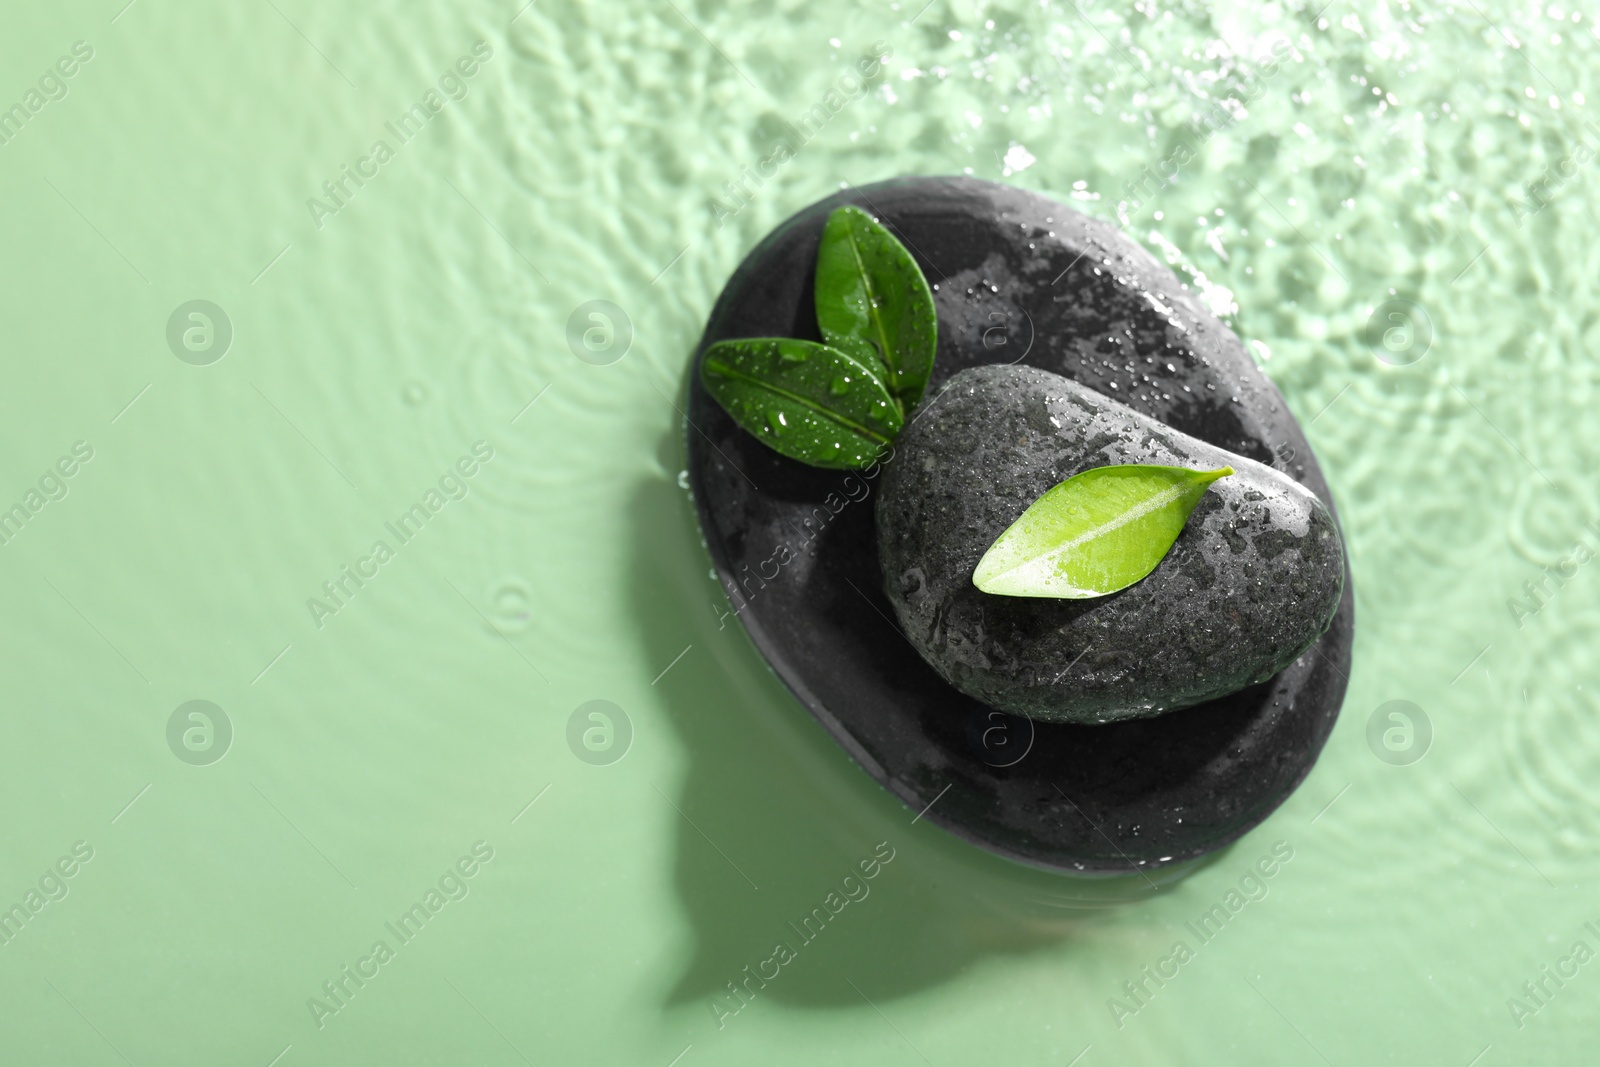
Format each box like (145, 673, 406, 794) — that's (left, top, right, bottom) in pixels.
(876, 364, 1345, 724)
(684, 176, 1354, 874)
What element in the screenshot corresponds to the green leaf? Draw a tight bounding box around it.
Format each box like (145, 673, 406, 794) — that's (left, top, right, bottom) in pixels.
(701, 337, 903, 470)
(973, 464, 1234, 598)
(814, 205, 937, 414)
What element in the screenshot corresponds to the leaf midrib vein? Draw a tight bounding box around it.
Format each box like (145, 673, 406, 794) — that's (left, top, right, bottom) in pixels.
(705, 358, 893, 444)
(845, 224, 900, 396)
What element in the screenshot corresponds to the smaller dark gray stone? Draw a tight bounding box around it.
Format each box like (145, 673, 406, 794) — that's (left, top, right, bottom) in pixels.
(877, 365, 1345, 724)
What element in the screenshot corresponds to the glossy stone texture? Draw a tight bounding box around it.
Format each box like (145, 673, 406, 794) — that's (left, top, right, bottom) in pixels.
(878, 365, 1345, 724)
(684, 176, 1354, 874)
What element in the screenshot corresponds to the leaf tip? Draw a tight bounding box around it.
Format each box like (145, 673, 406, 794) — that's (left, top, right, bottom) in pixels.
(971, 542, 1012, 595)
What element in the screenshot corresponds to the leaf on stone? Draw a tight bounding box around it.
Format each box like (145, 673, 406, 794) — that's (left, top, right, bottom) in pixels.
(973, 464, 1234, 598)
(701, 337, 903, 470)
(814, 205, 937, 415)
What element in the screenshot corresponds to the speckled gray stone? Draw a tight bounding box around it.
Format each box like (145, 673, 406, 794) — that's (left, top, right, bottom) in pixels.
(877, 364, 1345, 724)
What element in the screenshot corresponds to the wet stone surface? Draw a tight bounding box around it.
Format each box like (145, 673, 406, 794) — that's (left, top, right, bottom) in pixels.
(686, 176, 1355, 872)
(877, 365, 1346, 724)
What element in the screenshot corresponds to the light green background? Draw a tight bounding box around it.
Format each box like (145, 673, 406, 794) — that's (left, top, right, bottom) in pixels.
(1, 0, 1596, 1064)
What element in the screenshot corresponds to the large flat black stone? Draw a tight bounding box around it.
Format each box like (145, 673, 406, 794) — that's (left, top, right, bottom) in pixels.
(684, 176, 1354, 874)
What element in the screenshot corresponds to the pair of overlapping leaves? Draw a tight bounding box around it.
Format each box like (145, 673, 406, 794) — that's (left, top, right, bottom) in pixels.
(700, 206, 936, 470)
